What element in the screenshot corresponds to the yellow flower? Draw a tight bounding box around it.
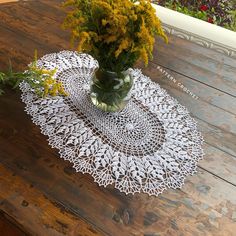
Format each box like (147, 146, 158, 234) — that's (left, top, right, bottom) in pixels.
(102, 19, 108, 26)
(77, 31, 90, 52)
(115, 38, 130, 57)
(63, 0, 168, 70)
(140, 48, 149, 66)
(104, 35, 118, 44)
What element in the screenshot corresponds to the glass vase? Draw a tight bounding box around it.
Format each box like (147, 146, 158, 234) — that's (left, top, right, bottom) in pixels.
(90, 68, 133, 112)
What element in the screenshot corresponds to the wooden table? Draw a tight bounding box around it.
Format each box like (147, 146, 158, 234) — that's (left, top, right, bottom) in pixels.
(0, 1, 236, 235)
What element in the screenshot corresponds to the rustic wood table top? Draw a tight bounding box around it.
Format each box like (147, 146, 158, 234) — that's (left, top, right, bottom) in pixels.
(0, 1, 236, 235)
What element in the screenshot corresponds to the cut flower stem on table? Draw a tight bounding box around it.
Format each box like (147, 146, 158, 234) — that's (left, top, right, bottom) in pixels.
(0, 51, 68, 98)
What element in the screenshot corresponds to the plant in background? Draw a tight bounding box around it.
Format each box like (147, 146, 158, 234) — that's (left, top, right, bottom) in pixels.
(0, 51, 68, 97)
(63, 0, 168, 72)
(226, 9, 236, 31)
(154, 0, 236, 31)
(202, 0, 234, 26)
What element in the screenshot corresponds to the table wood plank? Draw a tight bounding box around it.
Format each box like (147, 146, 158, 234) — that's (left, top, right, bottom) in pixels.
(199, 144, 236, 185)
(0, 211, 25, 236)
(140, 62, 236, 185)
(143, 65, 236, 158)
(0, 25, 50, 71)
(0, 164, 104, 236)
(141, 62, 236, 135)
(1, 0, 65, 22)
(0, 1, 236, 235)
(148, 65, 236, 115)
(0, 89, 236, 235)
(153, 35, 236, 96)
(0, 118, 236, 235)
(196, 118, 236, 158)
(161, 80, 236, 133)
(0, 5, 69, 51)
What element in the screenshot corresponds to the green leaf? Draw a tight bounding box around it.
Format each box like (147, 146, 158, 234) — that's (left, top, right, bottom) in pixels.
(0, 72, 6, 83)
(12, 78, 22, 89)
(0, 87, 4, 95)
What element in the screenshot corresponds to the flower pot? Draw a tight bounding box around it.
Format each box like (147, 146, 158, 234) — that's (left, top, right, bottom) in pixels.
(90, 68, 133, 112)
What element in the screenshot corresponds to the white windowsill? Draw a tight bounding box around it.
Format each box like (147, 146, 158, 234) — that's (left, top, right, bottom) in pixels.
(152, 4, 236, 58)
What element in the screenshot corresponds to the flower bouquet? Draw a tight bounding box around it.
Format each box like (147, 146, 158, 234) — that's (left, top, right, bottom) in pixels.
(63, 0, 168, 111)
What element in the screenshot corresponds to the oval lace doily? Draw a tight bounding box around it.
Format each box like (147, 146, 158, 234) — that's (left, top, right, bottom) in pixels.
(20, 51, 204, 196)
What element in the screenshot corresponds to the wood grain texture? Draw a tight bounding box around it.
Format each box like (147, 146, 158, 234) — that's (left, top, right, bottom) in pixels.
(0, 0, 19, 3)
(140, 62, 236, 185)
(0, 3, 69, 49)
(0, 91, 236, 236)
(152, 34, 236, 96)
(0, 1, 236, 235)
(140, 62, 236, 135)
(0, 211, 26, 236)
(0, 164, 103, 236)
(140, 62, 236, 152)
(196, 118, 236, 158)
(150, 66, 236, 115)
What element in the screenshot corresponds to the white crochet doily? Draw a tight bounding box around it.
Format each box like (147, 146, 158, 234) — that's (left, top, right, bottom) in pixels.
(19, 51, 204, 196)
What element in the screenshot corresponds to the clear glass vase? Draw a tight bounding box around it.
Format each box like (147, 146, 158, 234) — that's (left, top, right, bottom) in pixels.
(90, 68, 133, 112)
